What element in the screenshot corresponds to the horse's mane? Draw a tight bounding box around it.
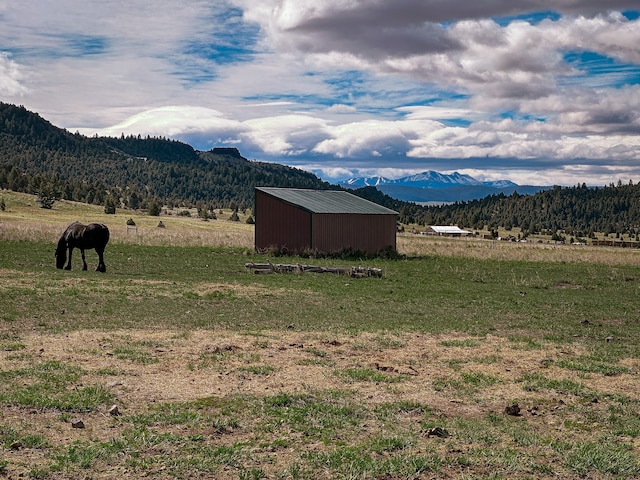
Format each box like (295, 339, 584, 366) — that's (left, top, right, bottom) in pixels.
(55, 233, 68, 267)
(56, 234, 67, 249)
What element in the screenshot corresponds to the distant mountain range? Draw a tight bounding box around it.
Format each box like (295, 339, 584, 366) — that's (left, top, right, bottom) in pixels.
(337, 171, 548, 203)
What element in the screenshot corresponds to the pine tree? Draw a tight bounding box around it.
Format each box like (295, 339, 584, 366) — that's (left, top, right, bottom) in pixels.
(36, 181, 59, 209)
(104, 195, 117, 214)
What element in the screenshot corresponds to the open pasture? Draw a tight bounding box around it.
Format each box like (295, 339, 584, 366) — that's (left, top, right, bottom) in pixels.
(1, 191, 640, 479)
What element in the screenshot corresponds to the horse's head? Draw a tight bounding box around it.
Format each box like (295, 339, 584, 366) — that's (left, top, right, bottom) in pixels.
(55, 240, 67, 269)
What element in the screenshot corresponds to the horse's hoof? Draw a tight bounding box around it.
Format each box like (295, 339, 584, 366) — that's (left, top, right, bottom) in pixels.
(64, 266, 71, 270)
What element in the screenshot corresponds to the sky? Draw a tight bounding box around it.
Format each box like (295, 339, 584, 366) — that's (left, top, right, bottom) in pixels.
(1, 1, 640, 186)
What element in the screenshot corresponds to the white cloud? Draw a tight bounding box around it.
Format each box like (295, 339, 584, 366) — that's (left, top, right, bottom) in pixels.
(242, 114, 330, 155)
(313, 119, 420, 158)
(397, 105, 479, 120)
(80, 106, 246, 139)
(241, 2, 640, 104)
(0, 53, 29, 96)
(326, 104, 357, 113)
(519, 85, 640, 134)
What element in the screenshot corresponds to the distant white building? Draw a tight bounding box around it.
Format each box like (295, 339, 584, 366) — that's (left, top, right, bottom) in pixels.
(424, 226, 472, 237)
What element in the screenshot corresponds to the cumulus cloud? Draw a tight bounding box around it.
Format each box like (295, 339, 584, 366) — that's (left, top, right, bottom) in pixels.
(242, 114, 330, 155)
(79, 106, 248, 148)
(240, 1, 640, 103)
(519, 85, 640, 134)
(0, 52, 29, 96)
(314, 118, 437, 158)
(326, 104, 357, 114)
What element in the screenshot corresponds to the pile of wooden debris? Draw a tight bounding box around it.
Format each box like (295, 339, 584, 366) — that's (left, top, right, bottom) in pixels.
(245, 262, 383, 278)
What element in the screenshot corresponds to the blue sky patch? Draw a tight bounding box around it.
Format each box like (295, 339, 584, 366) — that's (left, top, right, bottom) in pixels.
(324, 70, 369, 100)
(183, 42, 255, 65)
(492, 10, 561, 27)
(185, 5, 260, 65)
(63, 34, 108, 56)
(623, 11, 639, 21)
(563, 50, 640, 87)
(7, 34, 109, 60)
(173, 4, 260, 85)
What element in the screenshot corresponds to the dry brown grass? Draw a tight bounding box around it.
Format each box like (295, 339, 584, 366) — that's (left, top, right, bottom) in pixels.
(3, 327, 639, 478)
(0, 191, 254, 247)
(398, 232, 640, 265)
(4, 190, 640, 266)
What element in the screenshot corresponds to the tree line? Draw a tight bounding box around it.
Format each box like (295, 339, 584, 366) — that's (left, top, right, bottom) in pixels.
(337, 183, 640, 240)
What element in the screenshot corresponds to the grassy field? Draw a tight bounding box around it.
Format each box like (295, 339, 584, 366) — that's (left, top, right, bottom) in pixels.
(1, 190, 640, 479)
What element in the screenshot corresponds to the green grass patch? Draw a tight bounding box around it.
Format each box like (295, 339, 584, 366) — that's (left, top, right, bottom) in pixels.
(304, 347, 330, 357)
(433, 371, 502, 395)
(554, 357, 629, 376)
(558, 440, 640, 477)
(260, 391, 364, 442)
(0, 424, 49, 449)
(111, 346, 159, 365)
(518, 372, 589, 397)
(300, 445, 442, 478)
(0, 361, 113, 411)
(605, 402, 640, 437)
(2, 240, 640, 362)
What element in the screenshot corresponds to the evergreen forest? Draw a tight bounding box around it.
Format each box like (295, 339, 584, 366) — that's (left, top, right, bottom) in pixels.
(0, 102, 333, 214)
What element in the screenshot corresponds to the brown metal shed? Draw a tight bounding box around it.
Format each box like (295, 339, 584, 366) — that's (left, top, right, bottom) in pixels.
(255, 187, 398, 254)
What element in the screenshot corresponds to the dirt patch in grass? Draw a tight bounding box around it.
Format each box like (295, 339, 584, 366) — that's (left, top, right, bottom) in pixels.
(2, 329, 639, 478)
(1, 330, 547, 407)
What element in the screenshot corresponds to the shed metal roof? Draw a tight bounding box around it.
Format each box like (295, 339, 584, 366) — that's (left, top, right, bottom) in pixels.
(429, 226, 471, 234)
(256, 187, 398, 215)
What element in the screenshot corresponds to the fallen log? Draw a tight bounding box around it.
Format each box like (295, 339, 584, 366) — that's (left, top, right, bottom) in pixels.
(244, 263, 382, 278)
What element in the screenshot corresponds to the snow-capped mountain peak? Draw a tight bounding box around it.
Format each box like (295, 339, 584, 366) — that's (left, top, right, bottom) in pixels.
(338, 170, 514, 190)
(342, 176, 391, 187)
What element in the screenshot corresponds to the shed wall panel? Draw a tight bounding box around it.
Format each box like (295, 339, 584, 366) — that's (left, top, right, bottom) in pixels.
(312, 214, 396, 254)
(255, 190, 311, 251)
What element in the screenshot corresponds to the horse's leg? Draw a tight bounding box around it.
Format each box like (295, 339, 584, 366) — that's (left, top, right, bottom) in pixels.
(81, 249, 88, 271)
(65, 247, 73, 270)
(96, 248, 106, 273)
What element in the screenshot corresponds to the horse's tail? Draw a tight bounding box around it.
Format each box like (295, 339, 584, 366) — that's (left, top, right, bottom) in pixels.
(55, 235, 67, 269)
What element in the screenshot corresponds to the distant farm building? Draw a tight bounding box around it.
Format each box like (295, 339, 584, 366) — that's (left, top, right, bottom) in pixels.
(254, 187, 398, 254)
(424, 226, 472, 237)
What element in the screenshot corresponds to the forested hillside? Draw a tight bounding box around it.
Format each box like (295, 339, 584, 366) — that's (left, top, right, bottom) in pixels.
(0, 102, 333, 212)
(419, 183, 640, 239)
(2, 101, 640, 238)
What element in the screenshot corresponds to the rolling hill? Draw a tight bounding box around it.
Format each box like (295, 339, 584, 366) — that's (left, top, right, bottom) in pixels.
(0, 102, 334, 210)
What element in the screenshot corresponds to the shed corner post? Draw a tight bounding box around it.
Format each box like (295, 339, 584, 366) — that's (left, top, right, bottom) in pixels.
(254, 188, 258, 251)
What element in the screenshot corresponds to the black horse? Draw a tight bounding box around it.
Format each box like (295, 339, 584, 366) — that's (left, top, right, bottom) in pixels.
(55, 222, 110, 272)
